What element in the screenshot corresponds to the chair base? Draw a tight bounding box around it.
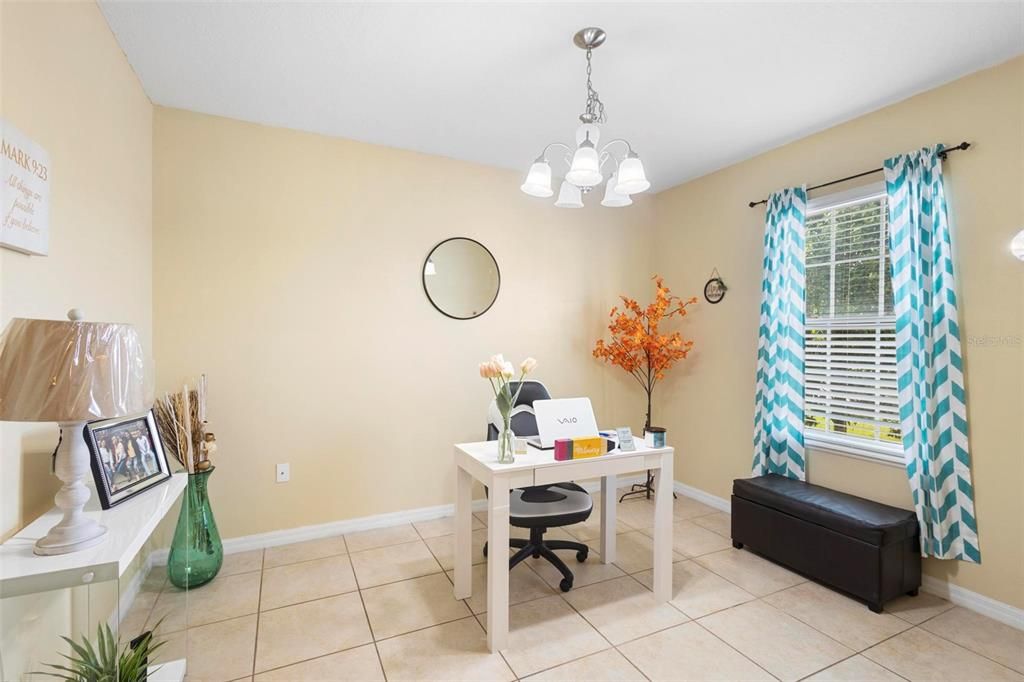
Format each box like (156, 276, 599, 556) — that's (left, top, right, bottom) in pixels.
(484, 528, 589, 592)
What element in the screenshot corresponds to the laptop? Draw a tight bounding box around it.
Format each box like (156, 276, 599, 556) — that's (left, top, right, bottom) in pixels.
(527, 397, 603, 450)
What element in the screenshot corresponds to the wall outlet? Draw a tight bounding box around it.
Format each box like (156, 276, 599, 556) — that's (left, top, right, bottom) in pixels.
(276, 463, 290, 483)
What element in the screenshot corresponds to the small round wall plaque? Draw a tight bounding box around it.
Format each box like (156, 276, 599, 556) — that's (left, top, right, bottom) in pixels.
(703, 274, 727, 304)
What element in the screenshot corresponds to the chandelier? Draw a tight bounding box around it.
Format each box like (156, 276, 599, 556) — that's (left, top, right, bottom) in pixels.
(520, 27, 650, 208)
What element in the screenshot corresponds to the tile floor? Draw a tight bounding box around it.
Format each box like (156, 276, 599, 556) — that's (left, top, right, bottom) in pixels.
(126, 491, 1024, 682)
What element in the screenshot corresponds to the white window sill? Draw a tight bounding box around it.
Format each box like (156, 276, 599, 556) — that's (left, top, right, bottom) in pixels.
(805, 432, 905, 468)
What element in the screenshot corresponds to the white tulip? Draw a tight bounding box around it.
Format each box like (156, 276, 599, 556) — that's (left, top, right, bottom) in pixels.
(520, 357, 538, 374)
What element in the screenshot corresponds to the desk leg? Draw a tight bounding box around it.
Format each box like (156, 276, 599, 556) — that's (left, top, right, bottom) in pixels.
(600, 474, 617, 564)
(454, 464, 473, 600)
(486, 476, 510, 652)
(652, 452, 674, 602)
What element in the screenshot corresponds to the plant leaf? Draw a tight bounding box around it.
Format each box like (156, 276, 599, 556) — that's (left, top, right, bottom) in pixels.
(496, 390, 510, 416)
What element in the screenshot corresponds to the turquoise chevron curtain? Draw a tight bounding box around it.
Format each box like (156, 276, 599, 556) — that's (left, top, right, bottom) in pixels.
(752, 187, 807, 481)
(885, 146, 980, 563)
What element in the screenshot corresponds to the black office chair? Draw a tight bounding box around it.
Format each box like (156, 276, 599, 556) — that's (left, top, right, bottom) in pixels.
(484, 381, 593, 592)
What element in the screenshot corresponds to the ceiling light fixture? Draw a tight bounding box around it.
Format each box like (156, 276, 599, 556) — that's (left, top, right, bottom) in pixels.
(520, 27, 649, 208)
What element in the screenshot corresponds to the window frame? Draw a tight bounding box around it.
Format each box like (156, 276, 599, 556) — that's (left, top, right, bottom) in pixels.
(803, 182, 905, 466)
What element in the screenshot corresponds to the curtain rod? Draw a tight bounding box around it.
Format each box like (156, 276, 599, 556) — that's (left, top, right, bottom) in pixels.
(746, 141, 971, 208)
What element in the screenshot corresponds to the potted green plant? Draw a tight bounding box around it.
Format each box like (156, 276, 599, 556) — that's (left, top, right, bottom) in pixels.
(41, 623, 164, 682)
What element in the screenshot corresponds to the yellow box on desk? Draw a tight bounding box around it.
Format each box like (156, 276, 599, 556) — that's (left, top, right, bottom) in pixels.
(553, 436, 604, 461)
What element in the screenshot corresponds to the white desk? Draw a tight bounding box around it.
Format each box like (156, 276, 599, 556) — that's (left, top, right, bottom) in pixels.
(453, 440, 674, 652)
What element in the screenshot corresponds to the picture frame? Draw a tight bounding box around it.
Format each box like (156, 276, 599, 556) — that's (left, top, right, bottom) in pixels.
(85, 409, 172, 509)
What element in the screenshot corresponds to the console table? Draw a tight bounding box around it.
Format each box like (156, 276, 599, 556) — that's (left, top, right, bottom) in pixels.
(1, 473, 188, 679)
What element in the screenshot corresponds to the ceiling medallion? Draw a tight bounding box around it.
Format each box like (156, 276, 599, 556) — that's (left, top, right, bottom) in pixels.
(520, 27, 650, 208)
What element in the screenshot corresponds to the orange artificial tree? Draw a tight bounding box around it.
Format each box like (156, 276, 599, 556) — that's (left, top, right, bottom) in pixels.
(593, 276, 697, 431)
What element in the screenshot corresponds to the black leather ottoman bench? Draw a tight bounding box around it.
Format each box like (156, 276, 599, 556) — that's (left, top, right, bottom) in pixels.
(731, 474, 920, 612)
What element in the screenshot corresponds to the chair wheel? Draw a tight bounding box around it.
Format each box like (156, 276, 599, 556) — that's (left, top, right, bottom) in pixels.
(559, 577, 573, 592)
(576, 549, 589, 563)
(482, 542, 488, 558)
(532, 551, 541, 559)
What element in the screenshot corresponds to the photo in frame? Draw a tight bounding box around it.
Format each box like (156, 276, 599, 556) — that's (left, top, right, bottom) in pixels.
(85, 409, 172, 509)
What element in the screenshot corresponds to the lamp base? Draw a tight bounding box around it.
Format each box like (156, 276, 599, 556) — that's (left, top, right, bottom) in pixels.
(34, 522, 107, 556)
(33, 421, 108, 556)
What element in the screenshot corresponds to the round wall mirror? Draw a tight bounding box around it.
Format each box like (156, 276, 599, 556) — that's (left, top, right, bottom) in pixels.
(422, 238, 500, 320)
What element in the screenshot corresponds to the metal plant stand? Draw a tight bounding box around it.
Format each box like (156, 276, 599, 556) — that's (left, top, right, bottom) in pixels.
(619, 469, 677, 502)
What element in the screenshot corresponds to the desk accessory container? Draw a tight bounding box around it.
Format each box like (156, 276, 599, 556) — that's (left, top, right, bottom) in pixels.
(553, 436, 605, 461)
(645, 427, 667, 448)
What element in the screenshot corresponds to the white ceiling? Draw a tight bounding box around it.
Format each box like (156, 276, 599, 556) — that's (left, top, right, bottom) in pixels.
(99, 1, 1023, 192)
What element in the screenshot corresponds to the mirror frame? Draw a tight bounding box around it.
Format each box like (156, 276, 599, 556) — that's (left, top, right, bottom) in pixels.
(421, 237, 501, 320)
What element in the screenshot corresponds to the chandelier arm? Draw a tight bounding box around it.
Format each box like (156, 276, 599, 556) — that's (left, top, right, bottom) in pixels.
(599, 138, 635, 159)
(536, 142, 575, 171)
(540, 142, 573, 159)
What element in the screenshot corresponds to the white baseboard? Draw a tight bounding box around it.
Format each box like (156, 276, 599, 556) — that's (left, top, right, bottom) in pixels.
(150, 501, 466, 565)
(673, 480, 731, 513)
(142, 475, 1021, 632)
(149, 475, 649, 565)
(921, 574, 1024, 630)
(666, 481, 1024, 631)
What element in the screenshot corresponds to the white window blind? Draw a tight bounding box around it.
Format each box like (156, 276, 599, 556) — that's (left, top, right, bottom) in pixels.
(804, 185, 902, 458)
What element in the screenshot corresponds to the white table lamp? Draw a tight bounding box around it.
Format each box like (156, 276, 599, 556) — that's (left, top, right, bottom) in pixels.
(0, 310, 147, 555)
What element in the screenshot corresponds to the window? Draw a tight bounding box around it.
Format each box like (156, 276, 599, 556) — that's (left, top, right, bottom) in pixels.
(804, 183, 902, 462)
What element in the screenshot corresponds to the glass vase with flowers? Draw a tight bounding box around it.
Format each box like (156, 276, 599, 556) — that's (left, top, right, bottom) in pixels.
(479, 355, 537, 464)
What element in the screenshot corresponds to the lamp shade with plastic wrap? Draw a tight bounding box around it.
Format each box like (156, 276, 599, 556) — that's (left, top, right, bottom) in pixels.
(520, 161, 554, 197)
(615, 155, 651, 194)
(0, 316, 149, 422)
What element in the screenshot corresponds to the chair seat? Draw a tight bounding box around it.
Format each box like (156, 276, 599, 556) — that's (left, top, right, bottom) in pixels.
(510, 483, 592, 528)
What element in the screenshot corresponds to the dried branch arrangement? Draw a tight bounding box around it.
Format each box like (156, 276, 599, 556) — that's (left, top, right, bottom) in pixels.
(154, 374, 217, 474)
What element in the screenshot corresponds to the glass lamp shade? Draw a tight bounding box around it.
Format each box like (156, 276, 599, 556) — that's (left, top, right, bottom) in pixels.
(554, 180, 584, 208)
(615, 155, 651, 194)
(521, 161, 554, 197)
(601, 174, 633, 207)
(565, 144, 603, 187)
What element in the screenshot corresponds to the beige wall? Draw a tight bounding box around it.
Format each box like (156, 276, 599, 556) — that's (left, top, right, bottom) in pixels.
(0, 0, 154, 540)
(153, 107, 655, 538)
(0, 0, 154, 676)
(652, 57, 1024, 608)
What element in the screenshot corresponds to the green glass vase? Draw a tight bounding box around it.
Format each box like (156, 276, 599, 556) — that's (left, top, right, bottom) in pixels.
(167, 467, 223, 589)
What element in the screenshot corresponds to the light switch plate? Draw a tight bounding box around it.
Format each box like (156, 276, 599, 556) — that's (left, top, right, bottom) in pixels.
(276, 463, 290, 483)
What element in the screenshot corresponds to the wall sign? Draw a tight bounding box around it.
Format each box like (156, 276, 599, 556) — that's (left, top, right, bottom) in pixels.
(2, 119, 50, 256)
(703, 267, 727, 304)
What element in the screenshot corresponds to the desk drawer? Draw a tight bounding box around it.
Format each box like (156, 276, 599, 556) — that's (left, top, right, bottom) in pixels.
(533, 456, 647, 486)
